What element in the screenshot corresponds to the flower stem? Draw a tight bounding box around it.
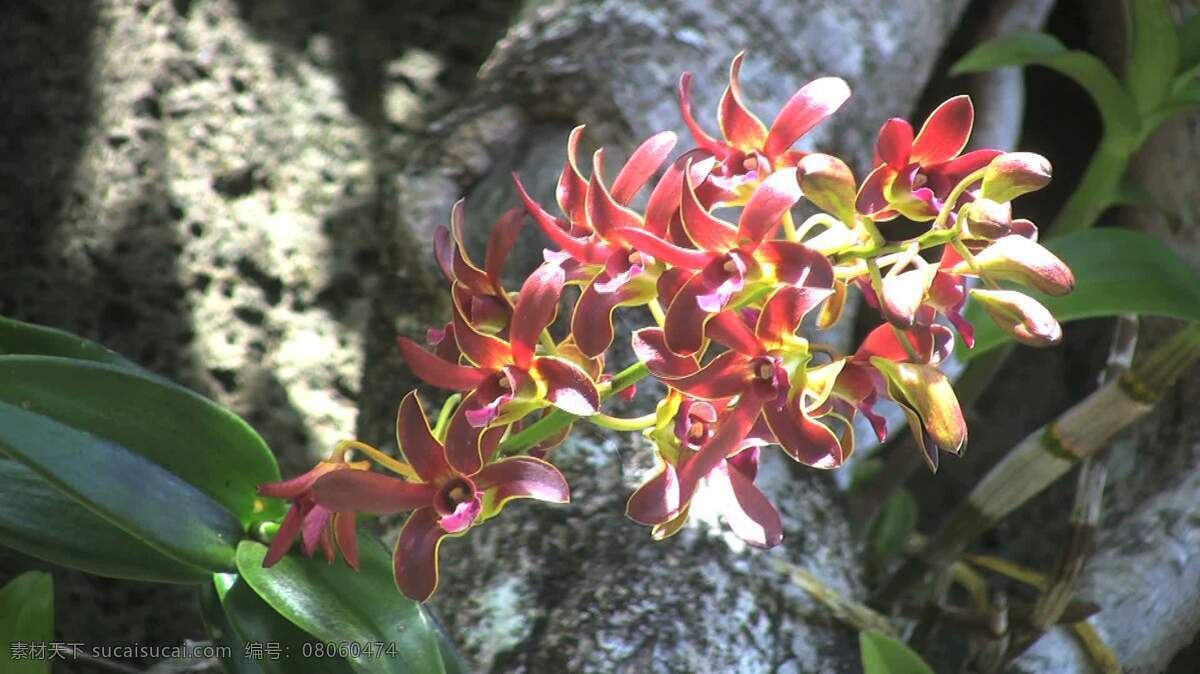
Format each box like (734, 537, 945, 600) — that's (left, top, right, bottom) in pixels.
(499, 361, 650, 454)
(1050, 138, 1129, 236)
(432, 393, 461, 441)
(539, 329, 558, 355)
(335, 440, 418, 480)
(648, 298, 666, 327)
(781, 209, 798, 241)
(586, 411, 658, 431)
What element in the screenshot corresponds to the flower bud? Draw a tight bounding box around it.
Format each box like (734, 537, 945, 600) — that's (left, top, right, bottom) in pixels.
(869, 357, 967, 471)
(960, 198, 1012, 239)
(952, 235, 1075, 296)
(981, 152, 1052, 203)
(797, 153, 857, 224)
(879, 266, 937, 328)
(970, 288, 1062, 347)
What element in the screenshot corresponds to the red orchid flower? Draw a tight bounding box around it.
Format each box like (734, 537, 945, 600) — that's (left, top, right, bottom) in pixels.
(856, 96, 1001, 221)
(397, 259, 600, 454)
(615, 166, 828, 354)
(312, 392, 569, 602)
(679, 52, 850, 197)
(626, 396, 782, 548)
(633, 283, 847, 473)
(433, 201, 526, 335)
(514, 129, 679, 356)
(257, 451, 371, 570)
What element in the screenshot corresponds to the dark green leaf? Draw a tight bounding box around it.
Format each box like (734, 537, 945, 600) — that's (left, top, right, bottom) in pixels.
(1181, 13, 1200, 72)
(1124, 0, 1179, 112)
(0, 458, 211, 583)
(236, 536, 447, 674)
(424, 609, 468, 674)
(0, 571, 54, 674)
(201, 574, 355, 674)
(0, 356, 283, 526)
(0, 315, 142, 371)
(952, 31, 1139, 143)
(0, 398, 242, 573)
(860, 631, 934, 674)
(867, 488, 918, 563)
(964, 229, 1200, 358)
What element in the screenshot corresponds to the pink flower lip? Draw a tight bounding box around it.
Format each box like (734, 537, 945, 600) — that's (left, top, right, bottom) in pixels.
(435, 475, 483, 533)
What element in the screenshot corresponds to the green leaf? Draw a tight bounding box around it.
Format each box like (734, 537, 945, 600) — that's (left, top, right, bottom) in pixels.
(0, 356, 282, 526)
(1124, 0, 1179, 113)
(952, 31, 1140, 144)
(964, 229, 1200, 358)
(0, 397, 243, 573)
(860, 631, 934, 674)
(236, 536, 447, 674)
(867, 488, 919, 563)
(200, 574, 355, 674)
(0, 572, 54, 674)
(0, 315, 142, 371)
(0, 457, 211, 583)
(1181, 13, 1200, 73)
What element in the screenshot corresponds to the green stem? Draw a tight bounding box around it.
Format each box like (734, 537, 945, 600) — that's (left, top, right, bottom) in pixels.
(587, 412, 658, 431)
(1049, 138, 1130, 237)
(499, 362, 650, 454)
(432, 393, 461, 440)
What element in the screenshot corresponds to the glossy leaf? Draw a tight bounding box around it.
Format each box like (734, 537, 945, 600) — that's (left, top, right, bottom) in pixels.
(0, 571, 54, 674)
(201, 574, 355, 674)
(0, 397, 242, 573)
(0, 458, 211, 583)
(236, 536, 447, 673)
(965, 228, 1200, 357)
(860, 631, 935, 674)
(1181, 13, 1200, 72)
(1124, 0, 1178, 113)
(0, 356, 283, 526)
(951, 31, 1139, 143)
(0, 315, 142, 371)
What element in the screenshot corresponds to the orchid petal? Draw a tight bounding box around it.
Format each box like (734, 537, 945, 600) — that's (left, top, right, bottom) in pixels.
(722, 461, 783, 547)
(509, 262, 565, 369)
(753, 285, 832, 348)
(532, 356, 600, 416)
(477, 456, 570, 514)
(681, 162, 738, 251)
(393, 508, 449, 602)
(333, 512, 359, 571)
(817, 280, 848, 330)
(737, 167, 801, 244)
(764, 397, 843, 469)
(396, 336, 487, 391)
(587, 149, 644, 242)
(678, 72, 728, 157)
(313, 470, 435, 513)
(615, 226, 713, 269)
(664, 254, 744, 355)
(483, 208, 526, 283)
(626, 462, 680, 526)
(763, 76, 850, 160)
(445, 390, 492, 474)
(754, 240, 834, 288)
(632, 328, 700, 379)
(706, 309, 764, 356)
(879, 266, 937, 328)
(433, 226, 455, 283)
(718, 53, 769, 151)
(667, 350, 754, 400)
(514, 173, 613, 265)
(910, 95, 973, 166)
(451, 297, 512, 371)
(571, 275, 653, 357)
(556, 125, 590, 226)
(611, 131, 677, 205)
(645, 150, 711, 237)
(856, 164, 894, 216)
(263, 502, 306, 567)
(678, 398, 764, 504)
(447, 200, 492, 293)
(935, 149, 1004, 190)
(396, 392, 453, 484)
(875, 118, 914, 169)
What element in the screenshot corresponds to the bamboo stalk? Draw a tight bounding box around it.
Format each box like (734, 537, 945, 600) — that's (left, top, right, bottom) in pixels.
(767, 558, 899, 638)
(876, 324, 1200, 607)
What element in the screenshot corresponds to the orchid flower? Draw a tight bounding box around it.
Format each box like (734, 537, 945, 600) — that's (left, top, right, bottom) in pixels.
(312, 392, 569, 602)
(626, 395, 782, 547)
(856, 96, 1001, 221)
(257, 448, 372, 570)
